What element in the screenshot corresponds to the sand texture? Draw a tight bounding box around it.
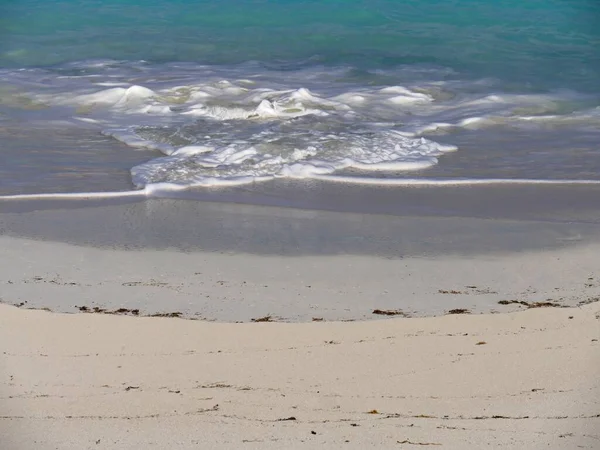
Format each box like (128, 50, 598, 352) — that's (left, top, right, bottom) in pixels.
(1, 300, 599, 449)
(1, 235, 600, 321)
(1, 200, 599, 449)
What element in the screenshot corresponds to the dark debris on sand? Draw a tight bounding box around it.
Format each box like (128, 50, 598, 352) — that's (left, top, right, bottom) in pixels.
(497, 300, 566, 309)
(447, 309, 471, 315)
(372, 309, 406, 317)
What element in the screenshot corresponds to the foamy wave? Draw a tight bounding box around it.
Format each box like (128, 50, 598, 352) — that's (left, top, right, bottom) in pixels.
(129, 128, 456, 188)
(35, 85, 169, 114)
(66, 80, 454, 187)
(5, 63, 599, 192)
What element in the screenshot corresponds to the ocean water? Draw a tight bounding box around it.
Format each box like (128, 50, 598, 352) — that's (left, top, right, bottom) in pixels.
(1, 0, 599, 197)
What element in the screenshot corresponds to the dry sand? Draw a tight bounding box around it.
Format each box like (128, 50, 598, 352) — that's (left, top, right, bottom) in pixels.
(1, 300, 599, 449)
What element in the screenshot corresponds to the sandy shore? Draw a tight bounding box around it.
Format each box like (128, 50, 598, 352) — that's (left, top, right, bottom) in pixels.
(1, 301, 599, 449)
(1, 198, 599, 448)
(2, 199, 600, 320)
(1, 234, 600, 321)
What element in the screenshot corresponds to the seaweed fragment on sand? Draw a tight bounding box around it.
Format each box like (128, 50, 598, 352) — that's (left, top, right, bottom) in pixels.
(150, 312, 183, 318)
(397, 439, 441, 446)
(251, 315, 273, 322)
(578, 297, 600, 306)
(498, 300, 565, 309)
(372, 309, 405, 316)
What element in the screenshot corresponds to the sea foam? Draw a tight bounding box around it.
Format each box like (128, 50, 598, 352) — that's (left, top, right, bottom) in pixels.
(3, 62, 599, 193)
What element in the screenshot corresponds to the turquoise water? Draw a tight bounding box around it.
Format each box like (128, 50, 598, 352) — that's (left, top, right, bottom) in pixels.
(0, 1, 599, 195)
(2, 0, 599, 89)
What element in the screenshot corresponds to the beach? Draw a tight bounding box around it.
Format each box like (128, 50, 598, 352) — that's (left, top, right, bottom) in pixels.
(1, 197, 600, 449)
(1, 289, 598, 449)
(2, 195, 600, 320)
(2, 1, 600, 447)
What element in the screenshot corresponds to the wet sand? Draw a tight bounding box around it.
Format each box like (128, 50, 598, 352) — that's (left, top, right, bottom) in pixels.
(1, 197, 600, 319)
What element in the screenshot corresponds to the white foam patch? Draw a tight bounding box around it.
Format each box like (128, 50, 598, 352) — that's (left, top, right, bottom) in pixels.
(71, 85, 155, 107)
(180, 88, 336, 120)
(0, 190, 147, 201)
(31, 78, 439, 122)
(59, 79, 461, 189)
(313, 176, 600, 186)
(3, 177, 600, 203)
(181, 99, 325, 120)
(141, 176, 600, 197)
(406, 107, 600, 135)
(130, 131, 456, 188)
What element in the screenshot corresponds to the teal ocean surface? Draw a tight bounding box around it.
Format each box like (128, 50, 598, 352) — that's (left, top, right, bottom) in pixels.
(1, 0, 599, 195)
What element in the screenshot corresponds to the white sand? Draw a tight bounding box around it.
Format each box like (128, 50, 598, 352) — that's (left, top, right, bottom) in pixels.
(1, 301, 598, 449)
(0, 235, 599, 449)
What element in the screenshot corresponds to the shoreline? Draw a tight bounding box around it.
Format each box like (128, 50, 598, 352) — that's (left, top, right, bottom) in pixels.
(2, 194, 599, 448)
(3, 180, 600, 223)
(2, 196, 600, 321)
(2, 297, 597, 324)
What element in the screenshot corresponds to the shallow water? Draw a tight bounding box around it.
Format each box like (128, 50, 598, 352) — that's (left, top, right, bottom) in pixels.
(0, 1, 599, 198)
